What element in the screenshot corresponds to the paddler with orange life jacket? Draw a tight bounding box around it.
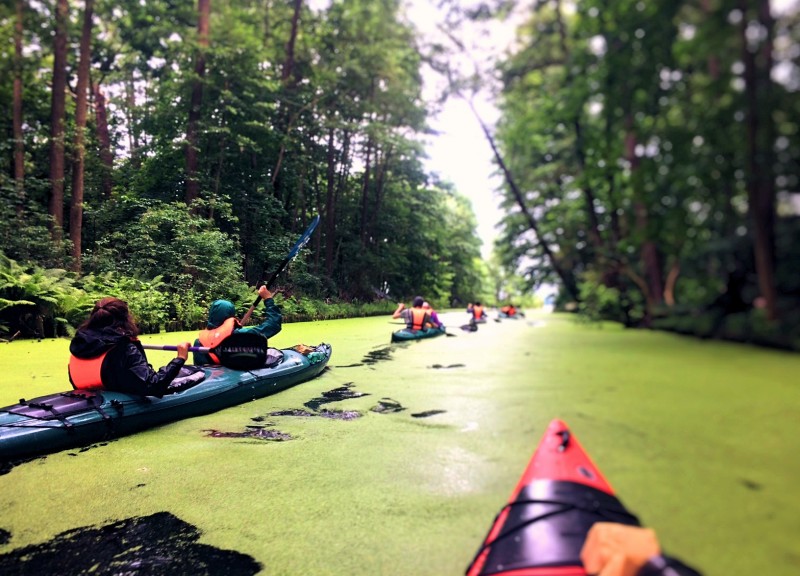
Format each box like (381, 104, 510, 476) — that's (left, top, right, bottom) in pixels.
(467, 301, 487, 321)
(500, 303, 517, 316)
(68, 297, 190, 397)
(392, 296, 432, 331)
(193, 285, 282, 365)
(422, 301, 443, 329)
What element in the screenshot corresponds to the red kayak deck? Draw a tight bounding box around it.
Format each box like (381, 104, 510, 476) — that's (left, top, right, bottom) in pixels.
(466, 419, 640, 576)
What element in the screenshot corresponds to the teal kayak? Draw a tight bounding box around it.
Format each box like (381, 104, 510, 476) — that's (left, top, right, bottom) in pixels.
(390, 326, 446, 342)
(0, 343, 331, 461)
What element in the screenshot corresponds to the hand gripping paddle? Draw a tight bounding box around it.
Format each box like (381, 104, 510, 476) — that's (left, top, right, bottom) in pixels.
(142, 331, 268, 370)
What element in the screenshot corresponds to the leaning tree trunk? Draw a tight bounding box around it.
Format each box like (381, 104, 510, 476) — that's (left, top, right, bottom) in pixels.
(48, 0, 69, 243)
(69, 0, 95, 274)
(185, 0, 210, 207)
(466, 98, 580, 301)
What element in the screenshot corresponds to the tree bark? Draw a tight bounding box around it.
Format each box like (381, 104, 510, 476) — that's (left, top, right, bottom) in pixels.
(271, 0, 304, 198)
(125, 73, 140, 167)
(466, 98, 580, 300)
(282, 0, 302, 83)
(69, 0, 95, 274)
(359, 135, 373, 246)
(93, 82, 114, 198)
(625, 121, 663, 320)
(48, 0, 69, 243)
(741, 0, 778, 320)
(185, 0, 210, 207)
(324, 127, 337, 277)
(13, 0, 25, 216)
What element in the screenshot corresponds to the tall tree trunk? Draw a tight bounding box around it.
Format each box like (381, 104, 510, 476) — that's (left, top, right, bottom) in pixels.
(271, 0, 304, 198)
(13, 0, 25, 217)
(185, 0, 210, 207)
(48, 0, 69, 243)
(69, 0, 94, 274)
(282, 0, 302, 83)
(553, 0, 603, 251)
(93, 82, 114, 198)
(741, 0, 778, 320)
(359, 136, 373, 246)
(625, 121, 663, 321)
(466, 98, 580, 300)
(125, 73, 140, 167)
(324, 127, 337, 278)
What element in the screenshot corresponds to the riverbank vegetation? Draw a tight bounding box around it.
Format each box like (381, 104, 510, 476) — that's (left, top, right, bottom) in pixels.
(1, 0, 798, 350)
(478, 1, 799, 349)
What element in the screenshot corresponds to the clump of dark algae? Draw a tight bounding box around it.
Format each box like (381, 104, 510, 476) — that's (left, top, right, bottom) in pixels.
(304, 383, 369, 411)
(411, 410, 446, 418)
(205, 426, 293, 441)
(0, 512, 261, 575)
(316, 409, 361, 420)
(361, 346, 396, 366)
(370, 398, 406, 414)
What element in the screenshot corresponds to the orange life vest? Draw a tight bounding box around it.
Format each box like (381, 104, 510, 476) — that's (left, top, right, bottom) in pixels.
(198, 317, 239, 364)
(68, 351, 109, 390)
(409, 308, 427, 330)
(472, 305, 484, 319)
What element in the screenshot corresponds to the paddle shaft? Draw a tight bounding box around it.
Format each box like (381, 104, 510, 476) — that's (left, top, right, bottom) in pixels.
(142, 344, 211, 353)
(241, 215, 320, 325)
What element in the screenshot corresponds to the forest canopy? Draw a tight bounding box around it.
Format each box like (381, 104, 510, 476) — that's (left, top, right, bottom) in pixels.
(1, 0, 798, 351)
(0, 0, 488, 336)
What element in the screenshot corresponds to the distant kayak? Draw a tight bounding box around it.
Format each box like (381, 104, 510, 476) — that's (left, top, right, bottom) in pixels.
(390, 326, 446, 342)
(497, 312, 522, 319)
(466, 419, 640, 576)
(0, 343, 331, 461)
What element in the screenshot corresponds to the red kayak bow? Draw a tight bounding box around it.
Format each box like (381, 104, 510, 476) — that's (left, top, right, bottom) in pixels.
(466, 419, 640, 576)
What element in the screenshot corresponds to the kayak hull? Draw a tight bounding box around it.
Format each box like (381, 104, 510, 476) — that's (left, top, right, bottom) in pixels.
(390, 327, 446, 342)
(466, 419, 640, 576)
(0, 343, 331, 461)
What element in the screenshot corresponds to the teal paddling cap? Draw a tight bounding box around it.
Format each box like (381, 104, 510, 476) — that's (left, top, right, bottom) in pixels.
(207, 300, 236, 328)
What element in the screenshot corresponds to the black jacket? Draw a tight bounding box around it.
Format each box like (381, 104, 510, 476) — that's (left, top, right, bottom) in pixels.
(69, 327, 185, 397)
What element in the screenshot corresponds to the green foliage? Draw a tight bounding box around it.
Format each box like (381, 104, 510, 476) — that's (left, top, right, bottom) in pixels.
(577, 271, 622, 323)
(77, 273, 171, 334)
(0, 253, 86, 337)
(487, 0, 799, 335)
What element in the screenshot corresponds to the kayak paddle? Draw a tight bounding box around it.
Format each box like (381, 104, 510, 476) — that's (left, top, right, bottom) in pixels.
(142, 331, 268, 370)
(241, 215, 321, 325)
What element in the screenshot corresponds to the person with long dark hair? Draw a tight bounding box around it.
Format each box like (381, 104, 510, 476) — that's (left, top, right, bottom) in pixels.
(68, 297, 190, 397)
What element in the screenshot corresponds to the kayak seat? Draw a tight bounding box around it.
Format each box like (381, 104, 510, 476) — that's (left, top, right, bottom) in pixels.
(7, 391, 105, 421)
(265, 348, 284, 367)
(166, 366, 207, 393)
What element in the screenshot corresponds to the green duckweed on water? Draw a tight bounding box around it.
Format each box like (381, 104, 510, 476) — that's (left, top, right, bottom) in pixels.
(0, 312, 799, 575)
